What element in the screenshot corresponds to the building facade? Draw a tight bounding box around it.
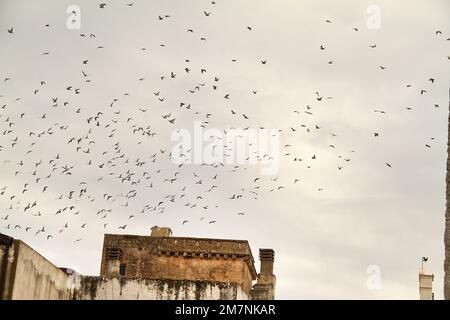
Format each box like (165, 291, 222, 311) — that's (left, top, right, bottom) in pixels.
(0, 227, 276, 300)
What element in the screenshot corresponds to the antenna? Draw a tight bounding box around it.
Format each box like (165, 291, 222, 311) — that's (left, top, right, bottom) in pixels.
(421, 256, 428, 270)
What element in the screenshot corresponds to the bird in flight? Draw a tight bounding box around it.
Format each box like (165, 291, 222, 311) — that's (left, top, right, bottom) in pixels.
(0, 0, 445, 271)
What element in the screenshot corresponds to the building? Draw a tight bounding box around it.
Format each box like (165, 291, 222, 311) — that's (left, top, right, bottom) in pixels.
(419, 268, 434, 300)
(0, 233, 77, 300)
(0, 227, 276, 300)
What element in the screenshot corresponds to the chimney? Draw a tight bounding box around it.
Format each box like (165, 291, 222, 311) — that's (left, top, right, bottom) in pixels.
(150, 226, 172, 237)
(250, 248, 276, 300)
(259, 249, 275, 275)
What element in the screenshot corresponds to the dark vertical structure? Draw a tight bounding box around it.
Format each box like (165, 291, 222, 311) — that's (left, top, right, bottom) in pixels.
(0, 233, 14, 300)
(446, 87, 450, 299)
(251, 249, 276, 300)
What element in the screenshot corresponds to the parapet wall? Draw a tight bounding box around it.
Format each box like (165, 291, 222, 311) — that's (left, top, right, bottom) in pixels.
(2, 240, 76, 300)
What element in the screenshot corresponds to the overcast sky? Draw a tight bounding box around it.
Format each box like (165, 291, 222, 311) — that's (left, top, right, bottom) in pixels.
(1, 0, 449, 299)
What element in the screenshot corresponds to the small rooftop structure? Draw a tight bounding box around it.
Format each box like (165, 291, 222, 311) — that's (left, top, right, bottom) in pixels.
(419, 268, 434, 300)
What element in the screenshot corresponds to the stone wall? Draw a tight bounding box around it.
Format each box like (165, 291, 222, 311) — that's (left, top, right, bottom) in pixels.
(100, 234, 257, 295)
(78, 276, 249, 300)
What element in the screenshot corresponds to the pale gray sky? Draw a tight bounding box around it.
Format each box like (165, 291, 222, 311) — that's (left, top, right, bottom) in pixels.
(0, 0, 449, 299)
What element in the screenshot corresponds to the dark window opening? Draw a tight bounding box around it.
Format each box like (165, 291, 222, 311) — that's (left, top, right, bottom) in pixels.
(119, 263, 126, 276)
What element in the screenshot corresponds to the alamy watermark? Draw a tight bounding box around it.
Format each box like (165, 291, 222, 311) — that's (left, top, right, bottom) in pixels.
(366, 5, 381, 30)
(170, 122, 280, 175)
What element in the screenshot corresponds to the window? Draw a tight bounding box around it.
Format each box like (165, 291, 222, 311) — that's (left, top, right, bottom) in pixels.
(119, 263, 126, 276)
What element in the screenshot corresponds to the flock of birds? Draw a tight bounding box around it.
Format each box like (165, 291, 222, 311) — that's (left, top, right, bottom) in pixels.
(0, 1, 449, 244)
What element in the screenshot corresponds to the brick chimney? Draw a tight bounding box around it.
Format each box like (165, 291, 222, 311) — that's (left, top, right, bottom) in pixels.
(260, 249, 274, 274)
(251, 248, 276, 300)
(150, 226, 172, 237)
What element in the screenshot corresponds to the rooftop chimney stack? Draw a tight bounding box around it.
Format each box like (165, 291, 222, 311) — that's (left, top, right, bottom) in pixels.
(250, 248, 276, 300)
(150, 226, 172, 237)
(259, 249, 275, 275)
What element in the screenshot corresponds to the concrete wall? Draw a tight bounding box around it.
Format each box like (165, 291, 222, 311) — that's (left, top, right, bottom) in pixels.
(4, 240, 75, 300)
(78, 277, 249, 300)
(419, 272, 434, 300)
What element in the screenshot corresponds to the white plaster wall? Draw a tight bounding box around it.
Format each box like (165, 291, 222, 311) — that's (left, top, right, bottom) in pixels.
(80, 277, 250, 300)
(10, 241, 74, 300)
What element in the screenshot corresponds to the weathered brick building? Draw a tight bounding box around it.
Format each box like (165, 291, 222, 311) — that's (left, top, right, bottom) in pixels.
(0, 227, 276, 300)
